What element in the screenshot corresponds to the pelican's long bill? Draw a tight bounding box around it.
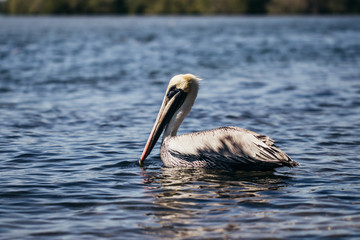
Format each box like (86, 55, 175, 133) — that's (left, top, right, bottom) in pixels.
(139, 85, 187, 165)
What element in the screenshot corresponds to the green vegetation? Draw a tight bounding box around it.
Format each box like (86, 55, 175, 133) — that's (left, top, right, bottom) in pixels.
(1, 0, 359, 15)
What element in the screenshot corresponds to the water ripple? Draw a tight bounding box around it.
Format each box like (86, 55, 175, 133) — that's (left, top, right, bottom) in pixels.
(0, 16, 360, 239)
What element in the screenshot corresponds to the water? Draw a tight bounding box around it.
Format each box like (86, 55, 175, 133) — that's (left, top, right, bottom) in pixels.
(0, 16, 360, 239)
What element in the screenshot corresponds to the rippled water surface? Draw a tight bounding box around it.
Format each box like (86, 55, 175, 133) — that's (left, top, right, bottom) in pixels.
(1, 16, 360, 239)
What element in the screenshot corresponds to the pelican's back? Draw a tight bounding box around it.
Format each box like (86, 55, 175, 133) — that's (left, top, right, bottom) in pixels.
(161, 127, 299, 170)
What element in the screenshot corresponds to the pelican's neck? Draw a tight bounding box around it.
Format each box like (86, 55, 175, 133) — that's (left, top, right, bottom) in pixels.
(162, 83, 198, 143)
(162, 115, 182, 140)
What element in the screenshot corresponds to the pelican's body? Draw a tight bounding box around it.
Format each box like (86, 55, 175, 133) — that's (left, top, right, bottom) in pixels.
(140, 74, 299, 170)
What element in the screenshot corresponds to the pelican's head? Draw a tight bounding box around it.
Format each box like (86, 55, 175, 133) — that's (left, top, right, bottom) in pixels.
(139, 74, 200, 165)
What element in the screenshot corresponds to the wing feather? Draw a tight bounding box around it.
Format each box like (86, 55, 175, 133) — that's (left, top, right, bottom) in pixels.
(163, 126, 299, 170)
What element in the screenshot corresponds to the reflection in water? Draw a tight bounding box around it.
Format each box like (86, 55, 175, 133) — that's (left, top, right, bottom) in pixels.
(140, 167, 293, 238)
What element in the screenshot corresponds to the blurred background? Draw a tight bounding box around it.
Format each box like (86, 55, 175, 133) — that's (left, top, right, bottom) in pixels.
(1, 0, 360, 15)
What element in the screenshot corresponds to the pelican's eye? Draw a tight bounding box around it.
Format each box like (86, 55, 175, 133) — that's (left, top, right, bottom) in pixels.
(167, 85, 179, 99)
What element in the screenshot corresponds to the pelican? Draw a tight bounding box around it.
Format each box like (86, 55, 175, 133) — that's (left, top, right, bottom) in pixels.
(140, 74, 299, 170)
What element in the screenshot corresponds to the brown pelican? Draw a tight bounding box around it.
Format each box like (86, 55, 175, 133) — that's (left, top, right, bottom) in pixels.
(140, 74, 299, 170)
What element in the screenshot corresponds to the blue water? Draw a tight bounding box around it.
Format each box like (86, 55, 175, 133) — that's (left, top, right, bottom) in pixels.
(0, 16, 360, 239)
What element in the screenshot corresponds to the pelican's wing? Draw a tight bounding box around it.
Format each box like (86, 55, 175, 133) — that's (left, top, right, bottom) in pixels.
(163, 126, 298, 170)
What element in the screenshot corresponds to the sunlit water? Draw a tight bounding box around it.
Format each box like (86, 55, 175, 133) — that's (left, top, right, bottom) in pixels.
(0, 16, 360, 239)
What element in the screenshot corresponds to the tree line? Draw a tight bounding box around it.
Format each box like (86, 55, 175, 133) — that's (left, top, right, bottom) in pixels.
(1, 0, 359, 15)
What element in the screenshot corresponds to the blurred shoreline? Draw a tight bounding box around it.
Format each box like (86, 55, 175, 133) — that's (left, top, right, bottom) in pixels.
(1, 0, 359, 15)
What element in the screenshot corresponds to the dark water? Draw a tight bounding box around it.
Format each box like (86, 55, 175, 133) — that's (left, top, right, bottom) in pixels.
(1, 16, 360, 239)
